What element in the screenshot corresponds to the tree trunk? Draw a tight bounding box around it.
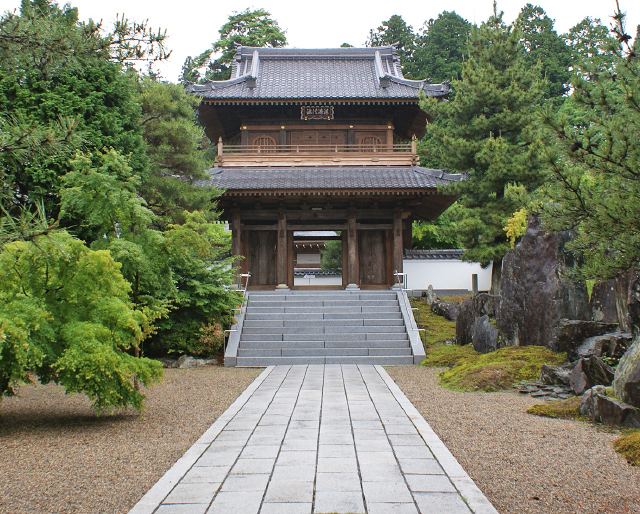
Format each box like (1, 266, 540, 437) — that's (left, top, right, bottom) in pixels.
(490, 257, 503, 295)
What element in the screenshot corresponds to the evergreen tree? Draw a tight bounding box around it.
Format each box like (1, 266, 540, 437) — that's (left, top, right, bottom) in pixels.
(515, 4, 572, 101)
(414, 11, 471, 83)
(421, 3, 545, 291)
(181, 8, 286, 83)
(539, 9, 640, 280)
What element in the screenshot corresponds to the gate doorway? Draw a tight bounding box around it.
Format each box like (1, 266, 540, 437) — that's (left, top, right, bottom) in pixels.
(293, 231, 344, 289)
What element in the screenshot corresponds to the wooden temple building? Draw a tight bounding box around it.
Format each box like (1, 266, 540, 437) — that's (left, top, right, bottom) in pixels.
(188, 45, 460, 290)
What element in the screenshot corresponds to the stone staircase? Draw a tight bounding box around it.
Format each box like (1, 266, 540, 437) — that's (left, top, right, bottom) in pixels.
(228, 290, 423, 366)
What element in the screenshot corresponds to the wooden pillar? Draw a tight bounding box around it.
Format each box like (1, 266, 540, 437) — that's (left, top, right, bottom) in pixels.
(276, 209, 288, 288)
(346, 207, 359, 289)
(231, 211, 242, 286)
(393, 207, 403, 278)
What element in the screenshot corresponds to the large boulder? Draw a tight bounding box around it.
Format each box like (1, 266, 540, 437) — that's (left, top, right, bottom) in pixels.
(497, 214, 590, 349)
(424, 285, 438, 306)
(569, 356, 615, 394)
(554, 320, 619, 356)
(472, 293, 498, 318)
(431, 299, 460, 321)
(580, 386, 640, 427)
(613, 334, 640, 408)
(574, 332, 633, 361)
(456, 299, 474, 346)
(540, 364, 571, 386)
(590, 280, 620, 323)
(580, 385, 607, 419)
(596, 395, 640, 428)
(471, 315, 499, 354)
(628, 271, 640, 332)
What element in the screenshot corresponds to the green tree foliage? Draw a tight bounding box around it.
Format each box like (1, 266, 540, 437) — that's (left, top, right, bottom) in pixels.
(539, 10, 640, 280)
(60, 150, 241, 357)
(563, 16, 616, 75)
(320, 238, 343, 272)
(515, 4, 572, 100)
(0, 1, 167, 214)
(0, 1, 240, 408)
(415, 11, 471, 83)
(0, 231, 163, 411)
(421, 4, 545, 290)
(411, 203, 462, 249)
(181, 8, 286, 83)
(366, 15, 420, 78)
(135, 76, 218, 228)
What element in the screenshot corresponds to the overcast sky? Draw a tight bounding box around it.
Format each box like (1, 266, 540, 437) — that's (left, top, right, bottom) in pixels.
(2, 0, 639, 82)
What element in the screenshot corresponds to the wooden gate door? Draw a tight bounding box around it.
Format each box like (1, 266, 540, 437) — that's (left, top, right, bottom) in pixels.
(247, 230, 277, 286)
(358, 230, 387, 286)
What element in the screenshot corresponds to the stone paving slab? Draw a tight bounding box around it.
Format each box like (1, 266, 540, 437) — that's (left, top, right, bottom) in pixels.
(128, 365, 498, 514)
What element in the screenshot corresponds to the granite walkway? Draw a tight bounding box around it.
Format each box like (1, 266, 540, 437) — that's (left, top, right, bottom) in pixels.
(129, 365, 498, 514)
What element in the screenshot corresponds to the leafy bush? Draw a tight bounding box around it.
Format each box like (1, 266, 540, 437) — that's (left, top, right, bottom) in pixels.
(0, 232, 162, 412)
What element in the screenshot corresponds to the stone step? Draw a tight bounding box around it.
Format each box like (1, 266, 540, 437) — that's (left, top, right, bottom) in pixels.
(249, 293, 396, 301)
(246, 306, 400, 314)
(241, 325, 407, 335)
(245, 312, 402, 321)
(237, 347, 412, 357)
(235, 355, 415, 366)
(239, 339, 410, 349)
(242, 319, 404, 328)
(241, 333, 408, 342)
(247, 298, 398, 309)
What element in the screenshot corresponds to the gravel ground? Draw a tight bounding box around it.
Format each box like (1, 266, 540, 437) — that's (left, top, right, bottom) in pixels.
(387, 366, 640, 514)
(0, 366, 261, 514)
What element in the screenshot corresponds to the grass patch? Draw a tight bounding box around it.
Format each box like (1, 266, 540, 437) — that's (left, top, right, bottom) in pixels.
(421, 344, 567, 392)
(526, 396, 585, 420)
(409, 297, 458, 346)
(614, 430, 640, 466)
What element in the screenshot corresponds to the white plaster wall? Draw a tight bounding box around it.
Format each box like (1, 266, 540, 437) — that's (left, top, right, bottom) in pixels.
(403, 259, 492, 292)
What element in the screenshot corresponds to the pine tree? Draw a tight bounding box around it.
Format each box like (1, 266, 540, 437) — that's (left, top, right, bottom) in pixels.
(539, 9, 640, 280)
(414, 11, 471, 83)
(421, 3, 545, 291)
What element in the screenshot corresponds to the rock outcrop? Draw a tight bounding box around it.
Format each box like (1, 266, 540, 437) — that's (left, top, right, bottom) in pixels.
(581, 386, 640, 428)
(497, 215, 590, 349)
(471, 315, 499, 354)
(424, 285, 437, 306)
(431, 299, 460, 322)
(569, 356, 615, 394)
(613, 334, 640, 408)
(590, 280, 620, 323)
(540, 364, 571, 386)
(554, 320, 619, 356)
(456, 299, 474, 346)
(574, 332, 632, 361)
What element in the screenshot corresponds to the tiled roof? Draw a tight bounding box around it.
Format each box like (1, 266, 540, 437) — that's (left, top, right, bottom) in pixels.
(187, 45, 450, 101)
(197, 167, 462, 192)
(404, 249, 465, 260)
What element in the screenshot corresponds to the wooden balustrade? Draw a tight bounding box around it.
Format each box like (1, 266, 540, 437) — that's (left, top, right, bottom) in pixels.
(215, 138, 419, 167)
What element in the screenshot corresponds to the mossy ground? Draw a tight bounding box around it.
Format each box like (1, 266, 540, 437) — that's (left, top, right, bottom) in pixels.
(526, 397, 586, 420)
(409, 296, 462, 346)
(421, 344, 567, 392)
(613, 430, 640, 466)
(411, 296, 566, 392)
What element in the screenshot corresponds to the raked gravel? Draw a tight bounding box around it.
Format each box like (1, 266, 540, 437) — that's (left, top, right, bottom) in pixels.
(387, 366, 640, 514)
(2, 365, 639, 514)
(0, 366, 261, 514)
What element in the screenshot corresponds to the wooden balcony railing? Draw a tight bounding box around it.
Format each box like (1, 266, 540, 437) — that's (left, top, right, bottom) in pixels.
(215, 138, 419, 168)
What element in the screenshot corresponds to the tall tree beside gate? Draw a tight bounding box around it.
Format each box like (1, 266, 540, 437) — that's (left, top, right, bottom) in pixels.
(421, 4, 545, 292)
